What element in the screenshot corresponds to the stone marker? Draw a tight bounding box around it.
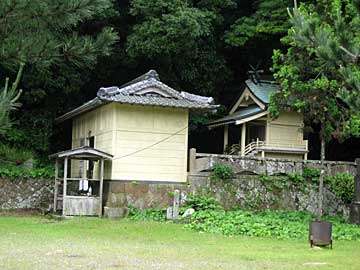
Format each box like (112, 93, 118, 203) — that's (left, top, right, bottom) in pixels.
(166, 207, 173, 220)
(182, 208, 195, 218)
(172, 190, 180, 221)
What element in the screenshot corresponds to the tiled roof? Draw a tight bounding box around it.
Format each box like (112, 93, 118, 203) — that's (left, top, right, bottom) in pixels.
(207, 105, 264, 127)
(245, 79, 279, 104)
(56, 70, 217, 122)
(97, 75, 216, 109)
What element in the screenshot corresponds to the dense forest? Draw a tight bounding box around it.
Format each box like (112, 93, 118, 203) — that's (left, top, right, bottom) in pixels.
(0, 0, 359, 164)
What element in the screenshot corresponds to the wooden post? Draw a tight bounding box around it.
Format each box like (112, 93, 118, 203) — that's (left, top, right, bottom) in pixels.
(53, 159, 59, 213)
(99, 158, 104, 217)
(172, 189, 180, 221)
(189, 148, 197, 174)
(62, 157, 68, 216)
(241, 123, 246, 156)
(223, 125, 229, 152)
(350, 159, 360, 225)
(304, 140, 309, 160)
(355, 159, 360, 203)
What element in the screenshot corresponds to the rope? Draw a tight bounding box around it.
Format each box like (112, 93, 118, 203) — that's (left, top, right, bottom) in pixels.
(113, 126, 188, 160)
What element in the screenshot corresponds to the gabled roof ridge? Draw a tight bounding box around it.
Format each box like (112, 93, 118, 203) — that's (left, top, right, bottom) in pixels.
(97, 77, 185, 100)
(119, 69, 160, 88)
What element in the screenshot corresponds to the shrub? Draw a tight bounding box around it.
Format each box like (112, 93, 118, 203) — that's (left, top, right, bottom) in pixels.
(128, 207, 167, 222)
(327, 173, 355, 204)
(183, 194, 222, 211)
(303, 165, 320, 183)
(211, 163, 234, 182)
(0, 164, 54, 179)
(0, 144, 33, 165)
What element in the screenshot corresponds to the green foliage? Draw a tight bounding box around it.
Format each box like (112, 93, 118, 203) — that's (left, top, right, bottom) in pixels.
(183, 194, 222, 211)
(271, 0, 360, 141)
(129, 207, 167, 222)
(211, 163, 234, 182)
(0, 144, 33, 165)
(0, 63, 24, 135)
(0, 0, 119, 153)
(225, 0, 293, 46)
(0, 165, 54, 179)
(184, 209, 360, 240)
(327, 173, 355, 204)
(302, 166, 321, 183)
(125, 0, 233, 96)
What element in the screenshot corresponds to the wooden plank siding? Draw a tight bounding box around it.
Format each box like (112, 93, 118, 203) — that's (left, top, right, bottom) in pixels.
(112, 104, 188, 182)
(71, 103, 189, 183)
(71, 103, 114, 179)
(267, 111, 305, 148)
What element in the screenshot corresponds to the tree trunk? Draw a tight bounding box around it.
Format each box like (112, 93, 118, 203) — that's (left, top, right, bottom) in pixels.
(317, 126, 326, 221)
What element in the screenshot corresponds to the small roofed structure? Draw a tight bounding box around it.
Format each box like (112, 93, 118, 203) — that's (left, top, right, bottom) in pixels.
(50, 146, 113, 216)
(207, 79, 308, 160)
(55, 70, 218, 183)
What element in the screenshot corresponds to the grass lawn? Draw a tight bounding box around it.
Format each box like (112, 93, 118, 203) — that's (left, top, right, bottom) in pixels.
(0, 216, 359, 270)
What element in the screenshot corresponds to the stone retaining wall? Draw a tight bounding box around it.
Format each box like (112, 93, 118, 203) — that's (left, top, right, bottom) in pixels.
(0, 178, 53, 210)
(189, 149, 357, 176)
(0, 154, 358, 219)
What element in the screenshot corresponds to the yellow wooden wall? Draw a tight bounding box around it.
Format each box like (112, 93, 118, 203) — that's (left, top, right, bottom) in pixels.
(71, 103, 189, 182)
(261, 111, 306, 159)
(112, 104, 189, 182)
(71, 103, 115, 179)
(266, 111, 305, 148)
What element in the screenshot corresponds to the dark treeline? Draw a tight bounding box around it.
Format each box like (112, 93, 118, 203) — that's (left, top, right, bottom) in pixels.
(1, 0, 358, 161)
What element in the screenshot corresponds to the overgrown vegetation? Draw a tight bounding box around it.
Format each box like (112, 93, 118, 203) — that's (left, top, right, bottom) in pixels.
(0, 143, 54, 179)
(0, 165, 54, 179)
(258, 168, 355, 205)
(327, 173, 355, 204)
(210, 163, 234, 182)
(184, 209, 360, 240)
(128, 194, 360, 241)
(0, 144, 33, 165)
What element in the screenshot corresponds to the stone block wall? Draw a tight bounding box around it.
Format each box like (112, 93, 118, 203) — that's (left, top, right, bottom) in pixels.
(103, 181, 189, 210)
(0, 178, 53, 210)
(187, 173, 349, 216)
(190, 150, 357, 176)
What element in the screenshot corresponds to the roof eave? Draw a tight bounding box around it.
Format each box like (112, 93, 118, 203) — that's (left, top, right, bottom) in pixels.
(55, 98, 105, 124)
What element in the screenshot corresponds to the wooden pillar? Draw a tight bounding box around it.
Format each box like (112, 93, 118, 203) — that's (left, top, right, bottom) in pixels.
(189, 148, 197, 174)
(223, 125, 229, 152)
(241, 123, 246, 156)
(99, 158, 104, 217)
(53, 159, 59, 213)
(62, 157, 68, 216)
(304, 140, 309, 160)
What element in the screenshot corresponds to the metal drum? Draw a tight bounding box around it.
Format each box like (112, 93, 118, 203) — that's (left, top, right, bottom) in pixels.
(309, 221, 332, 248)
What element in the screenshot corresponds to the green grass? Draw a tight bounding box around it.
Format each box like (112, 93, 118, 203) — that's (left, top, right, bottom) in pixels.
(0, 216, 359, 270)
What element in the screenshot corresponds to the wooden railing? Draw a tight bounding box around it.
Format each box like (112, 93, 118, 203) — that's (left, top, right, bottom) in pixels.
(244, 140, 308, 157)
(244, 140, 265, 156)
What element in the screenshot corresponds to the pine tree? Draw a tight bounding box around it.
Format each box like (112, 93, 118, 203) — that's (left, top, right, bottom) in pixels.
(0, 64, 24, 135)
(0, 0, 118, 134)
(270, 0, 360, 220)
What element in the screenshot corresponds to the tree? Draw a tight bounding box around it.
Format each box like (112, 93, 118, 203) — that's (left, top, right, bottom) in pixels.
(125, 0, 235, 96)
(0, 63, 24, 135)
(0, 0, 119, 153)
(225, 0, 295, 47)
(270, 0, 360, 220)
